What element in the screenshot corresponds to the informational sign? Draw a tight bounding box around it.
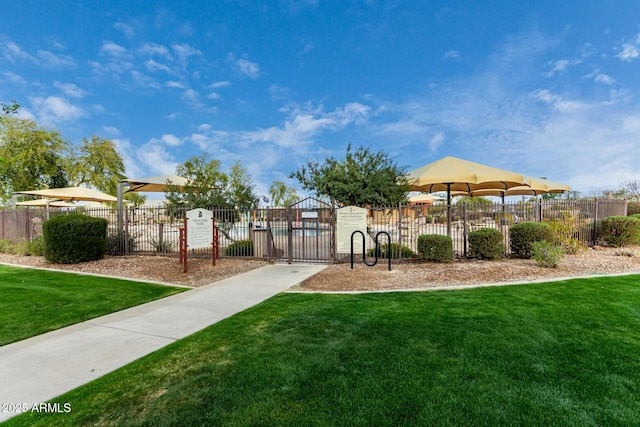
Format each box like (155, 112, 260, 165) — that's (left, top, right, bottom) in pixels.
(186, 208, 213, 249)
(336, 206, 368, 253)
(301, 211, 318, 219)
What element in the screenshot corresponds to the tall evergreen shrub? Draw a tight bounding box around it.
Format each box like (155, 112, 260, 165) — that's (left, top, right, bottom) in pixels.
(599, 216, 640, 247)
(509, 222, 554, 258)
(417, 234, 453, 263)
(43, 214, 108, 264)
(468, 228, 505, 260)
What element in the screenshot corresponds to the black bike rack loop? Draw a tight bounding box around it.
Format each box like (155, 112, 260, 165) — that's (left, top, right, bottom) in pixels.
(350, 230, 392, 271)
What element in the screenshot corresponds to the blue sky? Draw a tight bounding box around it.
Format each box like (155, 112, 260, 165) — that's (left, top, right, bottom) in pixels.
(2, 1, 640, 199)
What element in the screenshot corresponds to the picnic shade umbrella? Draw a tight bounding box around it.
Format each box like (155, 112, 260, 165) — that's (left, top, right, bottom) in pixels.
(16, 198, 76, 208)
(407, 156, 531, 235)
(14, 186, 118, 203)
(453, 177, 570, 201)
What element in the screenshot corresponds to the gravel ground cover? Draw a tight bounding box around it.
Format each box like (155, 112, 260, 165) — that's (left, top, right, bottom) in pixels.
(2, 245, 640, 291)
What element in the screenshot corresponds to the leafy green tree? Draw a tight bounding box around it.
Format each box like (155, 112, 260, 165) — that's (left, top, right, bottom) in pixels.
(269, 180, 300, 207)
(123, 192, 147, 207)
(164, 154, 256, 210)
(290, 144, 410, 206)
(228, 161, 258, 208)
(0, 117, 70, 201)
(68, 136, 126, 195)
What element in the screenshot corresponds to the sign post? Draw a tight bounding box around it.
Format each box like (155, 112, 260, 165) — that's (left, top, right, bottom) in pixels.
(180, 208, 218, 273)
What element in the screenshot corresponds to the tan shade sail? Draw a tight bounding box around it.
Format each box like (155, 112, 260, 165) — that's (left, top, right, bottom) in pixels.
(120, 175, 188, 193)
(14, 187, 117, 202)
(16, 198, 76, 207)
(407, 156, 531, 193)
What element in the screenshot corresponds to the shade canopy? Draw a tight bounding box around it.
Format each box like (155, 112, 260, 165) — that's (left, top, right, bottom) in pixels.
(119, 175, 188, 193)
(453, 177, 570, 198)
(16, 198, 76, 208)
(15, 186, 117, 203)
(408, 193, 445, 203)
(407, 156, 532, 193)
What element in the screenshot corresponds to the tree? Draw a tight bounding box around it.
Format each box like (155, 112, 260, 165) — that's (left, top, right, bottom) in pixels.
(0, 117, 70, 201)
(290, 144, 410, 206)
(269, 180, 300, 207)
(164, 154, 256, 210)
(618, 180, 640, 202)
(68, 136, 126, 195)
(228, 161, 258, 208)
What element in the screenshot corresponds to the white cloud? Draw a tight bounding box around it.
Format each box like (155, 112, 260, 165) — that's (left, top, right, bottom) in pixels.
(114, 22, 135, 38)
(161, 134, 181, 146)
(428, 132, 444, 151)
(54, 82, 87, 98)
(171, 43, 201, 66)
(1, 71, 26, 85)
(236, 58, 260, 78)
(444, 50, 461, 60)
(139, 43, 172, 59)
(545, 58, 581, 77)
(30, 96, 85, 123)
(210, 81, 231, 89)
(102, 126, 121, 137)
(144, 59, 173, 74)
(593, 73, 615, 85)
(136, 140, 178, 175)
(112, 138, 143, 178)
(100, 41, 128, 58)
(36, 50, 76, 69)
(616, 43, 639, 62)
(0, 39, 35, 63)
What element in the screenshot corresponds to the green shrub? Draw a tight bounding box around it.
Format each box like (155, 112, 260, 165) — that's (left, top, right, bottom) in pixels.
(150, 236, 173, 253)
(599, 216, 640, 247)
(11, 241, 29, 256)
(628, 201, 640, 216)
(106, 231, 137, 255)
(423, 215, 433, 224)
(27, 236, 46, 256)
(545, 211, 585, 255)
(43, 214, 108, 264)
(629, 213, 640, 220)
(530, 240, 564, 268)
(0, 239, 12, 253)
(367, 242, 414, 259)
(468, 228, 504, 260)
(225, 239, 254, 257)
(509, 222, 554, 258)
(417, 234, 453, 263)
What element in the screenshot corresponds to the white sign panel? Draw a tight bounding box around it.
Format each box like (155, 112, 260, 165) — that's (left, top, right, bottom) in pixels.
(301, 211, 318, 219)
(336, 206, 368, 253)
(186, 208, 213, 249)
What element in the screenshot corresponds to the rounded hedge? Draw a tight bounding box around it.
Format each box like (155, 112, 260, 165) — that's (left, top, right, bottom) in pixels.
(367, 242, 414, 259)
(225, 239, 254, 256)
(43, 213, 108, 264)
(468, 228, 505, 260)
(417, 234, 453, 263)
(599, 216, 640, 247)
(509, 222, 554, 258)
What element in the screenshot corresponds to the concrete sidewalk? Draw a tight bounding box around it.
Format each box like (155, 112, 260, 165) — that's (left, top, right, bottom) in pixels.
(0, 263, 326, 422)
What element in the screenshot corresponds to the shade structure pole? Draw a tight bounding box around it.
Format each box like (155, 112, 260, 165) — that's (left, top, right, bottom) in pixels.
(117, 181, 126, 233)
(446, 184, 452, 237)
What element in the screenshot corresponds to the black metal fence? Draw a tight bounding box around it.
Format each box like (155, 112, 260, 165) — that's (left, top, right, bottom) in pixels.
(0, 198, 628, 263)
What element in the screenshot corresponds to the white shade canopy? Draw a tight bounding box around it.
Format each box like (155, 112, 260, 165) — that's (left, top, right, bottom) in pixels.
(14, 186, 117, 203)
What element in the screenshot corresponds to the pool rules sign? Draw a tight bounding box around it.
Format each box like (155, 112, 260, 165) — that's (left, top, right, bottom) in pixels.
(186, 208, 214, 249)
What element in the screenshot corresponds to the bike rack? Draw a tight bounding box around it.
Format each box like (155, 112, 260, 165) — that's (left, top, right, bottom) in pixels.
(350, 230, 392, 271)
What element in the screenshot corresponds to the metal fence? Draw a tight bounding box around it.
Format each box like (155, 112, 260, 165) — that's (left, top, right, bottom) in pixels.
(0, 198, 628, 263)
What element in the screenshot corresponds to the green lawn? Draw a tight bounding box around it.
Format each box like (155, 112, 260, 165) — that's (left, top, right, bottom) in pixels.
(0, 264, 187, 346)
(7, 275, 640, 426)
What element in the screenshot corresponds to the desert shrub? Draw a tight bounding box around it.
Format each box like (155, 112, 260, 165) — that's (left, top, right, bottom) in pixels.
(367, 242, 414, 259)
(27, 236, 46, 256)
(151, 236, 173, 253)
(599, 216, 640, 247)
(468, 228, 505, 260)
(545, 211, 585, 254)
(629, 213, 640, 220)
(106, 231, 137, 255)
(530, 240, 564, 268)
(43, 214, 108, 264)
(423, 215, 433, 224)
(509, 222, 554, 258)
(11, 241, 29, 256)
(0, 239, 12, 253)
(495, 212, 515, 226)
(225, 239, 254, 257)
(417, 234, 453, 263)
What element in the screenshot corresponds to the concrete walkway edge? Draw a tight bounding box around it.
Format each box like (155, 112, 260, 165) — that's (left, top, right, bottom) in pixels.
(0, 263, 326, 422)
